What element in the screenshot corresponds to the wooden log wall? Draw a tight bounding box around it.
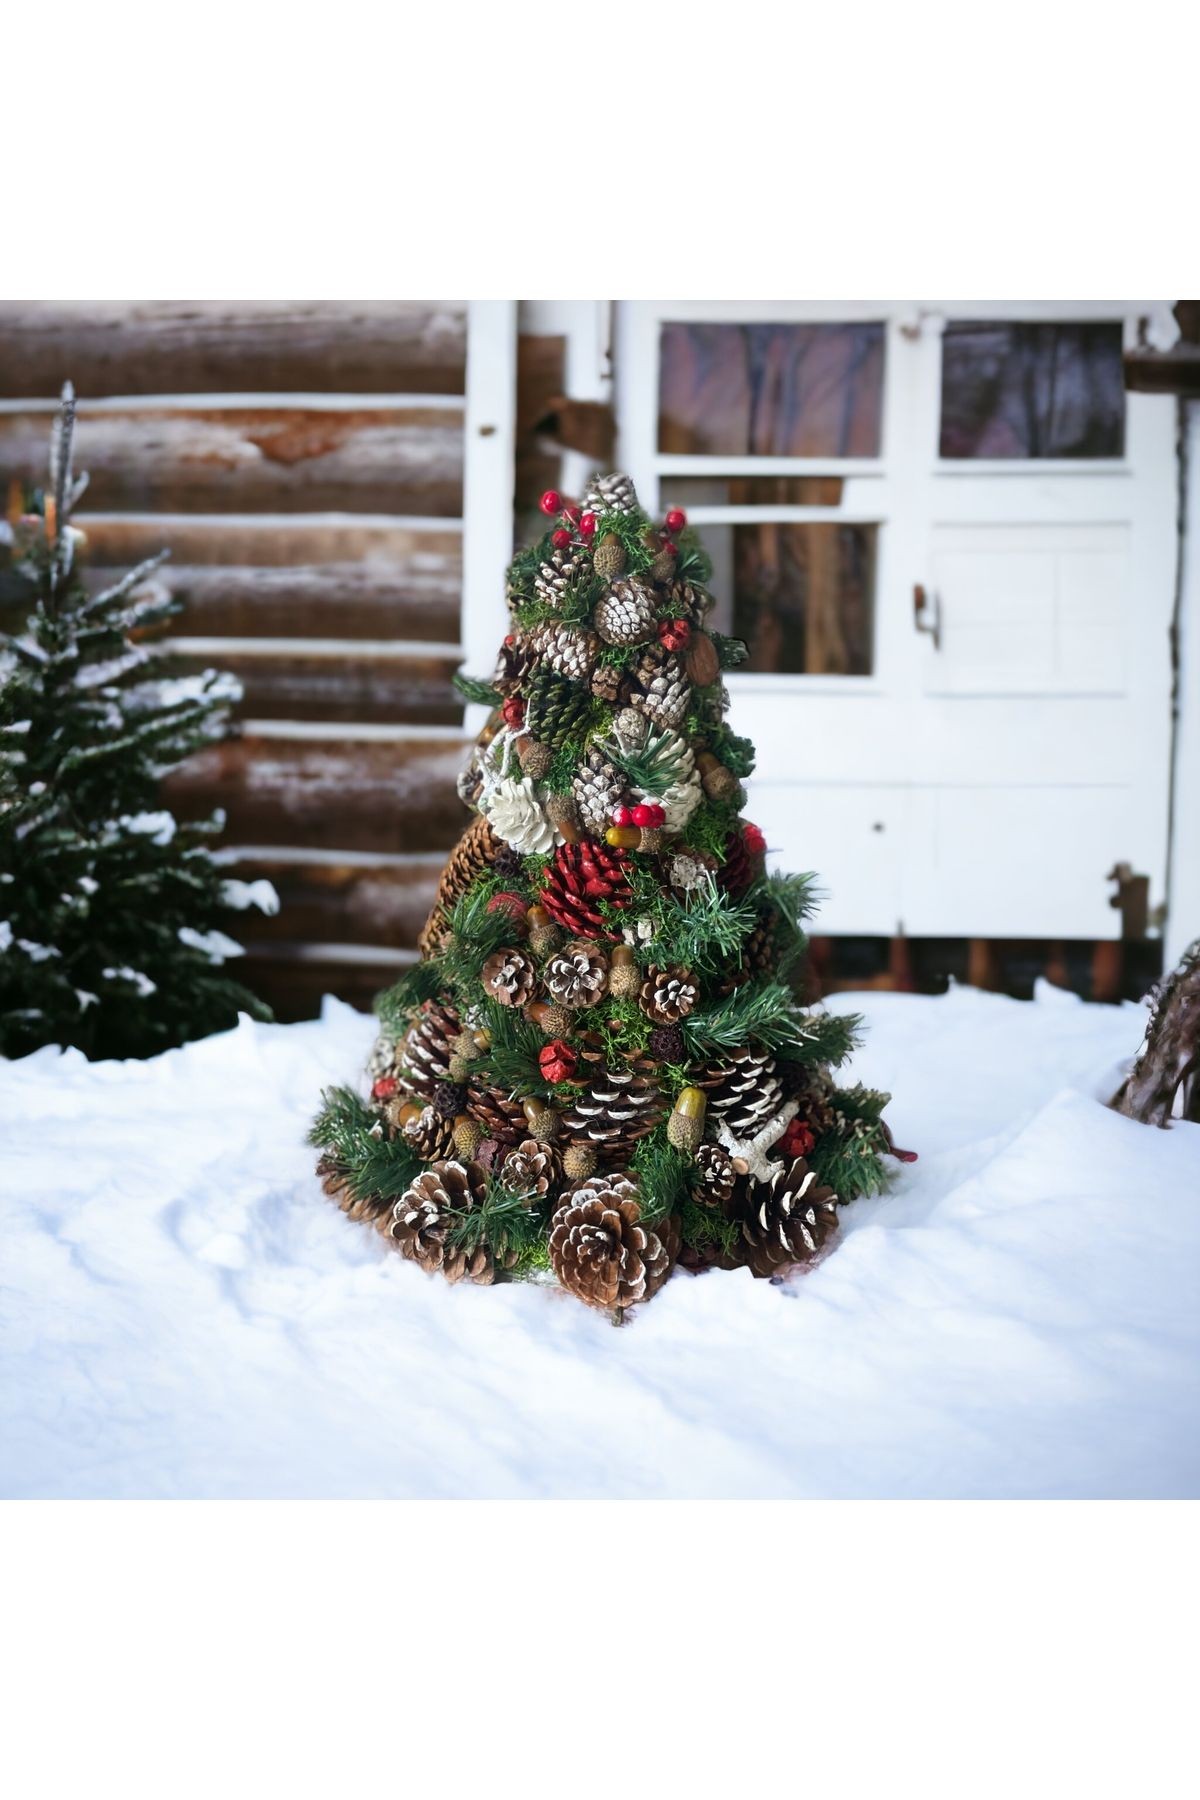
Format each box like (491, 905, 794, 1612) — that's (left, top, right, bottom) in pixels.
(0, 301, 475, 1020)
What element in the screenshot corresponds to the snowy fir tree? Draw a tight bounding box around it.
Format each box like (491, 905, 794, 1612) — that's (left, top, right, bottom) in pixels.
(0, 385, 274, 1060)
(312, 471, 910, 1318)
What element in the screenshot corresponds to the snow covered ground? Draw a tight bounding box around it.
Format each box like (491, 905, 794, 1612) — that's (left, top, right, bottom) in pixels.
(2, 982, 1197, 1499)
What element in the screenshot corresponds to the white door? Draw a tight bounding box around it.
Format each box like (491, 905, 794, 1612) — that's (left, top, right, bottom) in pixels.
(614, 301, 1178, 940)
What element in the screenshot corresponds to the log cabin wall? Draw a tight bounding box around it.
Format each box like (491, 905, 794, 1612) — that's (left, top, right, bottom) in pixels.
(0, 301, 476, 1019)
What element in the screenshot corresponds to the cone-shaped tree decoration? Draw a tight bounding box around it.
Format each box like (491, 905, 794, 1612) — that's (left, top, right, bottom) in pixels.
(311, 475, 907, 1316)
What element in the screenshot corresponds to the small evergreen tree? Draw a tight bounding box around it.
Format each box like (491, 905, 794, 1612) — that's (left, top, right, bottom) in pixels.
(0, 385, 274, 1059)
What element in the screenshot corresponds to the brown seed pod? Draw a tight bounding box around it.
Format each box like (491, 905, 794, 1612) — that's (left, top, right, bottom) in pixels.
(592, 533, 627, 582)
(516, 735, 553, 780)
(685, 630, 721, 688)
(562, 1143, 598, 1182)
(608, 943, 641, 999)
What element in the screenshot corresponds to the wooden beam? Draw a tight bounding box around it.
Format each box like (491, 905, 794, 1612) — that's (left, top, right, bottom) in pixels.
(224, 856, 440, 948)
(1124, 345, 1200, 397)
(169, 646, 463, 725)
(0, 300, 466, 397)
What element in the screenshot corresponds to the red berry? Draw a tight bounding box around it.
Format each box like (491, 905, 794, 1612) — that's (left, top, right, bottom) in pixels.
(631, 803, 655, 828)
(562, 503, 582, 524)
(539, 489, 562, 516)
(371, 1076, 398, 1101)
(646, 803, 666, 828)
(743, 822, 767, 857)
(578, 511, 597, 538)
(504, 633, 515, 646)
(550, 528, 571, 550)
(782, 1119, 816, 1159)
(658, 616, 691, 652)
(662, 539, 678, 558)
(611, 804, 634, 827)
(487, 891, 528, 927)
(501, 695, 524, 728)
(664, 507, 687, 532)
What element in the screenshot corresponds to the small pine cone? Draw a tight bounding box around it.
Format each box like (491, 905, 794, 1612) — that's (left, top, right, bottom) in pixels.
(417, 815, 505, 955)
(497, 1136, 560, 1200)
(583, 471, 641, 517)
(529, 621, 600, 684)
(534, 549, 588, 610)
(693, 1142, 737, 1207)
(629, 646, 691, 731)
(396, 1000, 462, 1100)
(317, 1156, 394, 1232)
(391, 1101, 456, 1160)
(664, 579, 711, 626)
(562, 1062, 663, 1150)
(545, 941, 609, 1008)
(492, 844, 524, 881)
(733, 1158, 839, 1279)
(548, 1174, 677, 1312)
(592, 533, 627, 581)
(538, 840, 634, 939)
(591, 662, 629, 705)
(647, 1023, 685, 1063)
(717, 828, 754, 896)
(639, 964, 699, 1024)
(481, 947, 537, 1008)
(516, 735, 553, 780)
(594, 577, 658, 647)
(778, 1066, 838, 1136)
(696, 1046, 785, 1137)
(432, 1079, 468, 1120)
(466, 1080, 529, 1146)
(390, 1159, 496, 1284)
(525, 665, 593, 749)
(562, 1143, 598, 1182)
(612, 706, 648, 751)
(572, 751, 625, 837)
(493, 635, 537, 694)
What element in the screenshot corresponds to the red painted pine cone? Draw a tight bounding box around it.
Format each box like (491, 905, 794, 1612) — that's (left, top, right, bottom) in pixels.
(538, 840, 634, 939)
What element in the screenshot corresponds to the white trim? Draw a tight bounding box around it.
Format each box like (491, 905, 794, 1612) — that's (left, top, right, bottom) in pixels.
(215, 845, 447, 869)
(73, 511, 464, 533)
(460, 300, 517, 729)
(238, 719, 469, 742)
(166, 636, 463, 658)
(656, 455, 887, 478)
(0, 392, 465, 415)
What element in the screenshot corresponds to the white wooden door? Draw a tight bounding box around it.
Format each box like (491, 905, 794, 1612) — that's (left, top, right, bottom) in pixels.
(614, 301, 1178, 939)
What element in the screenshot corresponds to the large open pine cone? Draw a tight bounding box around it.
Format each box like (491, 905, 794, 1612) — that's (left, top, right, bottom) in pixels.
(481, 947, 536, 1007)
(548, 1174, 677, 1311)
(539, 841, 634, 939)
(317, 1157, 394, 1231)
(390, 1159, 500, 1285)
(594, 577, 657, 647)
(392, 1101, 456, 1161)
(528, 623, 600, 685)
(734, 1158, 838, 1279)
(696, 1045, 785, 1137)
(544, 941, 609, 1008)
(583, 471, 640, 516)
(562, 1062, 663, 1151)
(417, 816, 504, 955)
(396, 1000, 462, 1100)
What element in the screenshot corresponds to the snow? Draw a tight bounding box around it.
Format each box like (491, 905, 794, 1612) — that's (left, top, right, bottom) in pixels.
(1, 981, 1197, 1500)
(219, 877, 281, 916)
(178, 925, 245, 961)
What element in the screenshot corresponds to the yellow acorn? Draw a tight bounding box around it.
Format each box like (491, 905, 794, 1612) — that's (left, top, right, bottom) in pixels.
(667, 1086, 707, 1155)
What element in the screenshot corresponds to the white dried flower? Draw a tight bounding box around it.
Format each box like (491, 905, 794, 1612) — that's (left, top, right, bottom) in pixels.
(483, 776, 561, 855)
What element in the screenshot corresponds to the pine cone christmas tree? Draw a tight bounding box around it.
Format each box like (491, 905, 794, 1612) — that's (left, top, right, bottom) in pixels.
(313, 470, 901, 1314)
(548, 1173, 677, 1311)
(733, 1159, 839, 1279)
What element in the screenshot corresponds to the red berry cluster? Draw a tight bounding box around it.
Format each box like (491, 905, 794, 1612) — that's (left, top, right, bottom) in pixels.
(611, 801, 666, 830)
(540, 489, 596, 545)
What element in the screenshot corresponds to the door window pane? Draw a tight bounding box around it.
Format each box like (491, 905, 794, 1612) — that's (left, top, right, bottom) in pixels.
(939, 321, 1125, 459)
(697, 521, 876, 675)
(659, 322, 885, 457)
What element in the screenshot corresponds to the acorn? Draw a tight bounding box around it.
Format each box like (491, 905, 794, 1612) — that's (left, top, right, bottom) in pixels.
(526, 903, 562, 956)
(605, 825, 641, 851)
(608, 944, 641, 999)
(516, 734, 553, 780)
(522, 1096, 561, 1144)
(635, 827, 663, 855)
(666, 1086, 707, 1155)
(696, 751, 741, 804)
(528, 999, 573, 1037)
(685, 631, 721, 688)
(452, 1114, 485, 1159)
(447, 1053, 474, 1082)
(592, 533, 627, 582)
(545, 792, 582, 846)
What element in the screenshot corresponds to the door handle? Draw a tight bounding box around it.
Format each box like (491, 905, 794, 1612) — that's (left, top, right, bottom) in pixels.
(913, 583, 941, 651)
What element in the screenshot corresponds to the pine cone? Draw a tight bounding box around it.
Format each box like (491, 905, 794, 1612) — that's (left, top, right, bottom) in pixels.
(317, 1157, 394, 1232)
(432, 1079, 468, 1119)
(497, 1137, 560, 1200)
(627, 727, 701, 835)
(778, 1066, 838, 1136)
(548, 1174, 677, 1311)
(717, 828, 753, 896)
(538, 840, 634, 939)
(529, 621, 600, 684)
(693, 1141, 737, 1206)
(628, 646, 690, 730)
(534, 550, 588, 610)
(389, 1159, 498, 1284)
(393, 1101, 456, 1160)
(663, 578, 711, 626)
(734, 1158, 839, 1279)
(397, 1000, 462, 1101)
(492, 635, 536, 694)
(544, 941, 609, 1008)
(583, 471, 641, 517)
(481, 947, 536, 1007)
(492, 844, 524, 881)
(418, 815, 504, 955)
(647, 1022, 685, 1063)
(639, 964, 698, 1024)
(572, 750, 625, 837)
(525, 665, 593, 748)
(697, 1045, 785, 1137)
(594, 577, 657, 647)
(716, 911, 776, 993)
(466, 1080, 529, 1145)
(591, 662, 629, 705)
(562, 1062, 663, 1151)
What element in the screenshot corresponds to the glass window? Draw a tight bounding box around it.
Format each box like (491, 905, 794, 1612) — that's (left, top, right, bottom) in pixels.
(658, 321, 885, 458)
(939, 321, 1125, 459)
(696, 520, 877, 676)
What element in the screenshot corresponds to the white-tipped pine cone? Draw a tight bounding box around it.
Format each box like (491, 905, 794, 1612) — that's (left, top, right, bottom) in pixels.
(628, 647, 690, 730)
(544, 942, 609, 1008)
(594, 577, 658, 647)
(534, 549, 588, 610)
(483, 775, 560, 854)
(583, 471, 640, 517)
(529, 620, 600, 682)
(628, 725, 702, 834)
(548, 1173, 678, 1311)
(571, 750, 625, 837)
(390, 1160, 498, 1284)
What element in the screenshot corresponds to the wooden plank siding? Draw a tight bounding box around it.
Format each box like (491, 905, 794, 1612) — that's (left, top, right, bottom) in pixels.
(0, 301, 466, 397)
(0, 301, 478, 1015)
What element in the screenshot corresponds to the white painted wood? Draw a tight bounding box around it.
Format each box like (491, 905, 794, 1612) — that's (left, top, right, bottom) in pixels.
(615, 300, 1180, 941)
(1167, 401, 1200, 966)
(460, 300, 518, 733)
